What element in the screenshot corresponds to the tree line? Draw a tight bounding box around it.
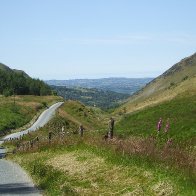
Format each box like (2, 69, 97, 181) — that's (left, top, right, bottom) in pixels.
(0, 69, 52, 96)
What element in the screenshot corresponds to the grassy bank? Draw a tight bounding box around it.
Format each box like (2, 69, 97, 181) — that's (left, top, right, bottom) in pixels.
(58, 100, 107, 130)
(0, 95, 62, 135)
(10, 135, 195, 195)
(116, 94, 196, 142)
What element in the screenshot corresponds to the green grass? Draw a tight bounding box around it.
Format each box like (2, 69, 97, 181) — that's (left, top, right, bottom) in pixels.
(116, 94, 196, 142)
(0, 103, 33, 134)
(6, 94, 196, 195)
(10, 138, 195, 196)
(0, 95, 62, 135)
(59, 100, 107, 130)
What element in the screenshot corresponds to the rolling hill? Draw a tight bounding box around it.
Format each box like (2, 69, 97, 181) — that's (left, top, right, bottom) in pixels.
(46, 77, 153, 95)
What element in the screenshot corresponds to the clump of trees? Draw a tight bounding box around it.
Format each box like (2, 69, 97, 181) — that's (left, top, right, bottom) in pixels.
(0, 69, 52, 96)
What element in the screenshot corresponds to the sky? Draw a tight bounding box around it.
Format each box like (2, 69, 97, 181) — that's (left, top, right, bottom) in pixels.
(0, 0, 196, 80)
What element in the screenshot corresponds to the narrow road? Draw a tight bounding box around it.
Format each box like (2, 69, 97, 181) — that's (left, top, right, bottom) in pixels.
(0, 159, 41, 195)
(0, 101, 64, 195)
(2, 102, 64, 141)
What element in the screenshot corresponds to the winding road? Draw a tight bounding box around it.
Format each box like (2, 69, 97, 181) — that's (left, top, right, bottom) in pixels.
(0, 101, 64, 195)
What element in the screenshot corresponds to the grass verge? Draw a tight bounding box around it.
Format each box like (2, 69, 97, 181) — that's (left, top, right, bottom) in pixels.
(9, 135, 195, 196)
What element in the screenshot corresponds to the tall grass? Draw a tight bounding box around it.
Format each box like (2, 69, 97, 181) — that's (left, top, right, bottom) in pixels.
(116, 95, 196, 142)
(9, 129, 195, 195)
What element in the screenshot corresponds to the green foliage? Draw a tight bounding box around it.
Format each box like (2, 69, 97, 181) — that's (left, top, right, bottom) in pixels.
(0, 95, 62, 135)
(0, 103, 32, 135)
(42, 102, 48, 108)
(11, 140, 195, 195)
(116, 95, 196, 142)
(0, 69, 52, 96)
(51, 86, 129, 110)
(3, 89, 13, 97)
(61, 101, 106, 130)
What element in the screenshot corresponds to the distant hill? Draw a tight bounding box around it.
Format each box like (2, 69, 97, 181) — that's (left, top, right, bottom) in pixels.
(0, 63, 12, 72)
(46, 78, 153, 95)
(12, 69, 30, 78)
(51, 85, 129, 110)
(117, 53, 196, 113)
(0, 62, 52, 96)
(0, 63, 29, 77)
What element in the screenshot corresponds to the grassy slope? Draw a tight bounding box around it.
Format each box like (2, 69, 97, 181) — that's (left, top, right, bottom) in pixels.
(116, 75, 196, 114)
(0, 95, 62, 135)
(116, 53, 196, 114)
(116, 93, 196, 142)
(10, 135, 195, 196)
(58, 100, 107, 130)
(17, 100, 107, 141)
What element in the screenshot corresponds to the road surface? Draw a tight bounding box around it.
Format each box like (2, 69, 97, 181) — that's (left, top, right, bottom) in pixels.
(0, 101, 64, 195)
(0, 159, 41, 195)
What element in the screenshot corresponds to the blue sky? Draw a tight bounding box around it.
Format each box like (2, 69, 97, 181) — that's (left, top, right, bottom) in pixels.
(0, 0, 196, 79)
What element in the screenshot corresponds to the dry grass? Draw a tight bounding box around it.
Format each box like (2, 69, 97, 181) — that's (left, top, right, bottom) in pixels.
(46, 149, 175, 195)
(58, 100, 107, 130)
(116, 76, 196, 115)
(9, 132, 195, 195)
(58, 108, 82, 126)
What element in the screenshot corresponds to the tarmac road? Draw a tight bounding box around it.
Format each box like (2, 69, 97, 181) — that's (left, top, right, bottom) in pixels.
(0, 159, 41, 195)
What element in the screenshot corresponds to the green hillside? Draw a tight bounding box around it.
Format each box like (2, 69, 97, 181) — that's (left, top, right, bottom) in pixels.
(47, 100, 106, 133)
(0, 62, 52, 96)
(0, 95, 62, 136)
(0, 63, 12, 72)
(58, 100, 106, 130)
(134, 52, 196, 100)
(117, 53, 196, 113)
(116, 93, 196, 142)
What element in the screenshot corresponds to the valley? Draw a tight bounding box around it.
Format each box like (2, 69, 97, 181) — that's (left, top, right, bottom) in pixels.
(51, 85, 130, 110)
(0, 53, 196, 195)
